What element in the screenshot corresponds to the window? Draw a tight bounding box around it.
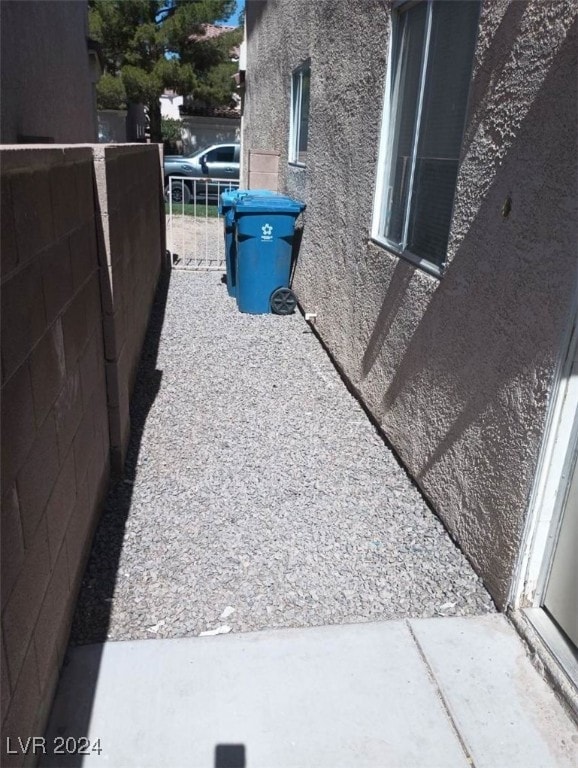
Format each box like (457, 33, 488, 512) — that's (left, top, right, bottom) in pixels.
(206, 146, 236, 163)
(373, 1, 480, 274)
(289, 62, 310, 165)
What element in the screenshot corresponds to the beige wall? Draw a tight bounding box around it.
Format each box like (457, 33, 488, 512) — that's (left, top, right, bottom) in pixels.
(247, 149, 280, 191)
(0, 0, 97, 143)
(1, 144, 164, 764)
(243, 0, 578, 606)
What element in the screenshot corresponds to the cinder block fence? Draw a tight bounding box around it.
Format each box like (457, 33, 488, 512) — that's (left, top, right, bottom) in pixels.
(1, 144, 164, 764)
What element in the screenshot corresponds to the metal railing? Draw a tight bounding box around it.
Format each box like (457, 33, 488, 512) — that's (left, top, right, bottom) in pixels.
(167, 176, 240, 270)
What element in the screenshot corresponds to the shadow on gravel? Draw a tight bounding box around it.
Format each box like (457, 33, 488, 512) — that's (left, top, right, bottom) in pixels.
(44, 263, 173, 763)
(69, 263, 172, 647)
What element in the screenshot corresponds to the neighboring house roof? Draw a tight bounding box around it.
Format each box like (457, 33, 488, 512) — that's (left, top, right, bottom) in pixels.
(188, 24, 237, 42)
(188, 23, 240, 59)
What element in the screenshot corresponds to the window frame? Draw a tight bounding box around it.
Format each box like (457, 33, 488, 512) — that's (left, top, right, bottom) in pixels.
(288, 60, 311, 167)
(371, 0, 478, 278)
(205, 145, 236, 163)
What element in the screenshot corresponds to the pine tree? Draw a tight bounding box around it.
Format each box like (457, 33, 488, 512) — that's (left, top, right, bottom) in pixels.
(89, 0, 240, 141)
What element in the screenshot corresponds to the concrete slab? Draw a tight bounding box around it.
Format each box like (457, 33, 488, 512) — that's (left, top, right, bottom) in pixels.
(43, 621, 469, 768)
(410, 615, 578, 768)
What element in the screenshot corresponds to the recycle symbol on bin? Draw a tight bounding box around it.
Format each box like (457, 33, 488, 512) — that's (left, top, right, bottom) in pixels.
(261, 223, 273, 237)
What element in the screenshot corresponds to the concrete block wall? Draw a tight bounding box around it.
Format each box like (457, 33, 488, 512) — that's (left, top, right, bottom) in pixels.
(93, 144, 163, 474)
(1, 147, 109, 761)
(0, 144, 163, 763)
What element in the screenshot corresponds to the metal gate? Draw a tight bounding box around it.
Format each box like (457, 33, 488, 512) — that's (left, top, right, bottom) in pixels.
(166, 176, 239, 270)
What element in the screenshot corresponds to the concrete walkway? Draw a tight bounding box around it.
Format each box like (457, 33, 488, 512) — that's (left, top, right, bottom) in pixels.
(43, 615, 576, 768)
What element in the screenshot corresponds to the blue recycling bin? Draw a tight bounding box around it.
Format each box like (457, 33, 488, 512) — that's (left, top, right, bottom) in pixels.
(234, 194, 306, 314)
(219, 189, 244, 298)
(219, 189, 279, 297)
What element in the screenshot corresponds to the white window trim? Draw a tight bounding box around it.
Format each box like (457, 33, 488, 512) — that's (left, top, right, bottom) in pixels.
(511, 304, 578, 609)
(289, 61, 310, 167)
(372, 2, 444, 277)
(372, 0, 474, 279)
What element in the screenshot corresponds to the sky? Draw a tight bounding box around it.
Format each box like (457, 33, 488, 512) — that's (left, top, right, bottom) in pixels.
(219, 0, 245, 27)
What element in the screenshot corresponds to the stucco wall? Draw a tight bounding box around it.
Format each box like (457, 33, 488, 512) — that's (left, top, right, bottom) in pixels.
(243, 0, 578, 606)
(0, 0, 97, 143)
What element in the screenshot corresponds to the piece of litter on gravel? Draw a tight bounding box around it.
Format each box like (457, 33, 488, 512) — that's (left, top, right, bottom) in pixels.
(199, 625, 232, 637)
(220, 606, 235, 620)
(147, 620, 166, 633)
(439, 602, 456, 610)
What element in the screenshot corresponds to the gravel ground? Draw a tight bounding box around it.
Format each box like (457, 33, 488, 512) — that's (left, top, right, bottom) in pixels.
(166, 215, 223, 270)
(71, 271, 494, 644)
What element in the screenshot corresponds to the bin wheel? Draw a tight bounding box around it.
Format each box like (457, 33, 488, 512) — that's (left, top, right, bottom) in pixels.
(271, 287, 297, 315)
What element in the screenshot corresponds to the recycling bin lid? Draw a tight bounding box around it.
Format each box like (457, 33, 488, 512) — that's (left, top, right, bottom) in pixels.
(220, 188, 281, 213)
(220, 189, 239, 202)
(243, 189, 281, 196)
(219, 189, 240, 215)
(221, 189, 279, 202)
(234, 194, 306, 215)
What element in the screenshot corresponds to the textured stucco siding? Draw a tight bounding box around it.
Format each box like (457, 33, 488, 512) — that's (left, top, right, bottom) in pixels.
(0, 0, 97, 143)
(243, 0, 578, 606)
